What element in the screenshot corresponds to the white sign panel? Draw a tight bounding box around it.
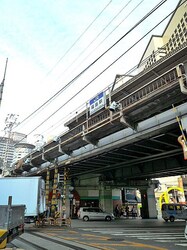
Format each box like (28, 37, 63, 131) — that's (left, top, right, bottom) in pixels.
(89, 92, 105, 115)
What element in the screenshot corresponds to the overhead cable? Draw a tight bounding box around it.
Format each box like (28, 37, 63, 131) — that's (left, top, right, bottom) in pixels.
(18, 1, 177, 142)
(15, 0, 167, 131)
(42, 0, 112, 79)
(56, 0, 134, 81)
(74, 0, 144, 72)
(14, 0, 112, 129)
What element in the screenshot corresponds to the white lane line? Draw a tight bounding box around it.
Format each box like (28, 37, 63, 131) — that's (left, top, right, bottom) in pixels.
(112, 233, 182, 236)
(156, 240, 187, 242)
(81, 228, 183, 231)
(137, 237, 184, 240)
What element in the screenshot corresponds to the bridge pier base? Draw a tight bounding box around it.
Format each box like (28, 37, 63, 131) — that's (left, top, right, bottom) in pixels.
(147, 184, 157, 219)
(140, 185, 157, 219)
(99, 184, 113, 213)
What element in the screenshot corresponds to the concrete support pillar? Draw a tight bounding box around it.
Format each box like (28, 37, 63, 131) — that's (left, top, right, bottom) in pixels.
(65, 195, 70, 218)
(63, 180, 71, 218)
(140, 185, 157, 219)
(99, 184, 113, 213)
(140, 189, 149, 219)
(147, 184, 157, 219)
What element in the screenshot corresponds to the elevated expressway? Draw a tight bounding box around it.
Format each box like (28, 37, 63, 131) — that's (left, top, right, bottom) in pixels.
(14, 42, 187, 185)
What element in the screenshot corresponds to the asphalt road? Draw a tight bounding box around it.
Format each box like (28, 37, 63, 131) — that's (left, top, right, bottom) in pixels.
(7, 217, 187, 250)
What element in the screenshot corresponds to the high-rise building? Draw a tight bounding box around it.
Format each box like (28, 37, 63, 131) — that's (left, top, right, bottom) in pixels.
(12, 142, 35, 165)
(139, 0, 187, 70)
(0, 132, 34, 173)
(0, 136, 15, 169)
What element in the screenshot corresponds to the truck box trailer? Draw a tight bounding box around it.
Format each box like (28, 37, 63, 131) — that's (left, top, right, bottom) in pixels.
(0, 176, 46, 222)
(0, 197, 25, 249)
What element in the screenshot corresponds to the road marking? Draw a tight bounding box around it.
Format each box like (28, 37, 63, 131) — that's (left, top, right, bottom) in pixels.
(80, 227, 187, 248)
(82, 234, 109, 240)
(156, 240, 187, 243)
(36, 226, 187, 249)
(113, 233, 182, 236)
(138, 237, 183, 240)
(74, 239, 168, 250)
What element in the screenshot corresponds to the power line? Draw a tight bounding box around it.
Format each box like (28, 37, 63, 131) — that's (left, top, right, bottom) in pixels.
(55, 0, 134, 82)
(14, 1, 112, 130)
(14, 0, 176, 144)
(38, 0, 145, 136)
(42, 0, 112, 80)
(15, 0, 167, 132)
(38, 39, 171, 138)
(71, 0, 144, 74)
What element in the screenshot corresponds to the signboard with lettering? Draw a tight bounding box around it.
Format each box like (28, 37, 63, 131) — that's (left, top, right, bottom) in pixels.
(89, 91, 106, 115)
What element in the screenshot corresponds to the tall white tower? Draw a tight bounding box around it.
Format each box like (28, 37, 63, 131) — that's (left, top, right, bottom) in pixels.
(2, 114, 19, 176)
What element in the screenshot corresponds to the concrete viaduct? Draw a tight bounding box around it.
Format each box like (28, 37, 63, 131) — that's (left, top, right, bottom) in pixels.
(13, 41, 187, 219)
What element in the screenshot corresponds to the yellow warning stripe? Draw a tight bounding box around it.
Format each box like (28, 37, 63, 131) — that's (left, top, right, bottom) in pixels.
(51, 168, 58, 205)
(45, 169, 50, 206)
(63, 167, 67, 207)
(0, 230, 8, 249)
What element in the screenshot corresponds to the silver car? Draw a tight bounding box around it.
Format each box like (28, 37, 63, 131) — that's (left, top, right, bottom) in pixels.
(78, 207, 115, 221)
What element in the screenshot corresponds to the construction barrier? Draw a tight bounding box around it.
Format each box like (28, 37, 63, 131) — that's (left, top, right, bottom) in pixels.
(35, 217, 71, 227)
(0, 229, 8, 249)
(45, 169, 50, 207)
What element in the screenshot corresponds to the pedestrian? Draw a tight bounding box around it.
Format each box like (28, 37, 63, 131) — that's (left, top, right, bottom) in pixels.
(45, 205, 50, 218)
(114, 204, 120, 218)
(125, 205, 129, 218)
(131, 205, 137, 218)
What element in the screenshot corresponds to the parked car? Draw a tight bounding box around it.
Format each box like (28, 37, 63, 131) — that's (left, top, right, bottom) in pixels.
(78, 207, 115, 221)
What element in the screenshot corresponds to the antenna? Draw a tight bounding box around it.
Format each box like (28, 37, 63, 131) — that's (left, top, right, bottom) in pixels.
(0, 58, 8, 109)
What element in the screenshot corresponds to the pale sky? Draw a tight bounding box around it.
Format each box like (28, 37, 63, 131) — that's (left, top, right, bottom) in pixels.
(0, 0, 180, 143)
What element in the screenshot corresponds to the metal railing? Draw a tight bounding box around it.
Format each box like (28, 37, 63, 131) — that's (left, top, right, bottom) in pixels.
(41, 64, 184, 154)
(120, 66, 179, 110)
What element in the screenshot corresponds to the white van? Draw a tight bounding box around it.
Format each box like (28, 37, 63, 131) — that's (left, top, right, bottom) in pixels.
(78, 207, 115, 221)
(161, 203, 187, 222)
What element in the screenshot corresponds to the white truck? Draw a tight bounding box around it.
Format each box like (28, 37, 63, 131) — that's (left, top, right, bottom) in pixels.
(0, 176, 46, 223)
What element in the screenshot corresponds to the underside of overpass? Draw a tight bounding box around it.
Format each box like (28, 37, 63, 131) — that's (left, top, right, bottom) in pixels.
(27, 120, 187, 185)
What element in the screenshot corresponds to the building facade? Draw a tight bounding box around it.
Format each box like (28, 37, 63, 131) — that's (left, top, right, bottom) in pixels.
(139, 0, 187, 70)
(0, 132, 34, 174)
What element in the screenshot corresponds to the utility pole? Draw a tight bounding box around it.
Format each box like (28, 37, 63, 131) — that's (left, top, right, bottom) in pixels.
(2, 113, 19, 176)
(0, 58, 8, 109)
